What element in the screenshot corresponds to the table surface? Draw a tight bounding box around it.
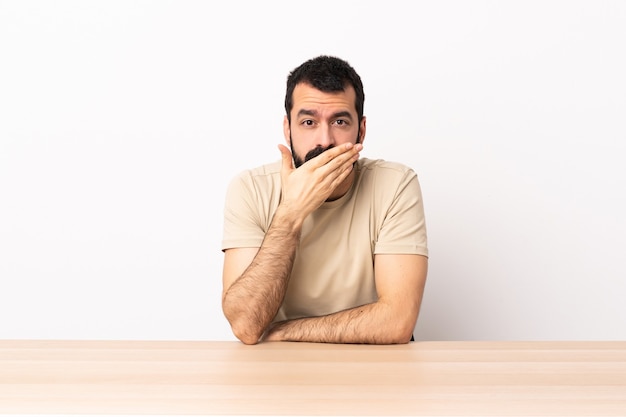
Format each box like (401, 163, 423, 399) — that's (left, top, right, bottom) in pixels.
(1, 340, 625, 416)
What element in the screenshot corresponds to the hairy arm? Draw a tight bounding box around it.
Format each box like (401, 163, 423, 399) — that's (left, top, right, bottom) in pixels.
(221, 206, 301, 345)
(264, 254, 428, 344)
(222, 143, 362, 344)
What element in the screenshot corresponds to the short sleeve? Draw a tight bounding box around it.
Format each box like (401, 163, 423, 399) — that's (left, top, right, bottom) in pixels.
(221, 172, 266, 251)
(374, 170, 428, 257)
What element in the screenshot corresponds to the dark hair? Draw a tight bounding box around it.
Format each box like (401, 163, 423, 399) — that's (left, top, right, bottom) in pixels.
(284, 55, 365, 123)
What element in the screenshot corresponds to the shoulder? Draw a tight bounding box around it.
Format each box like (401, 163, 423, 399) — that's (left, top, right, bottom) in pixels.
(233, 160, 281, 180)
(228, 161, 281, 188)
(357, 158, 418, 183)
(354, 158, 424, 205)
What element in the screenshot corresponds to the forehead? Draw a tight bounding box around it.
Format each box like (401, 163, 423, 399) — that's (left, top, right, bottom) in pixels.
(291, 83, 357, 115)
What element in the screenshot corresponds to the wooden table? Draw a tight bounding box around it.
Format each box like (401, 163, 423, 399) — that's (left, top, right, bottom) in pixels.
(1, 340, 625, 416)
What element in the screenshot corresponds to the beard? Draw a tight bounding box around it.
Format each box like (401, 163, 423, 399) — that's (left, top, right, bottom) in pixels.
(289, 128, 361, 169)
(291, 143, 333, 168)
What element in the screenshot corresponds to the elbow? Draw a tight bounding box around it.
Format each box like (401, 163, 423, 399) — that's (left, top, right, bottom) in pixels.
(397, 330, 414, 344)
(370, 320, 414, 344)
(232, 324, 263, 345)
(387, 327, 414, 344)
(223, 307, 265, 345)
(222, 298, 262, 345)
(388, 315, 417, 344)
(238, 336, 261, 345)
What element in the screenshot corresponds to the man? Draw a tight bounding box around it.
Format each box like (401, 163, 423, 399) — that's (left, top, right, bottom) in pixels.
(221, 55, 428, 345)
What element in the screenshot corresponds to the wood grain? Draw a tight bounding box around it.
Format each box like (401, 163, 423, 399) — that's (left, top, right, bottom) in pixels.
(1, 340, 625, 415)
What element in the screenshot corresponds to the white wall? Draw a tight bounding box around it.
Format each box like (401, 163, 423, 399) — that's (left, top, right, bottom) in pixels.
(1, 0, 624, 341)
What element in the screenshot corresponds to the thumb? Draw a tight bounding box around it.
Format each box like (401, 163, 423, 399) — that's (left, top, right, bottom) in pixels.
(278, 144, 294, 173)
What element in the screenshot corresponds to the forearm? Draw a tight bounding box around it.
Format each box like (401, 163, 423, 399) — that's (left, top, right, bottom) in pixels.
(265, 299, 416, 344)
(222, 206, 302, 344)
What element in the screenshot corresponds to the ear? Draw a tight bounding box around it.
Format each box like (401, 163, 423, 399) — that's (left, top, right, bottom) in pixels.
(283, 115, 291, 146)
(358, 116, 367, 145)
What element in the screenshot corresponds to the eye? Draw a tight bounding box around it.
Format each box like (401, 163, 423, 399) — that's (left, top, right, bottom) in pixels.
(334, 119, 349, 127)
(301, 119, 315, 126)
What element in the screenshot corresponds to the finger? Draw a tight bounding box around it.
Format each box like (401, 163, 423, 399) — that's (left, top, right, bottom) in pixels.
(319, 144, 361, 175)
(305, 143, 360, 169)
(278, 144, 294, 173)
(327, 160, 355, 189)
(303, 143, 353, 168)
(316, 150, 359, 191)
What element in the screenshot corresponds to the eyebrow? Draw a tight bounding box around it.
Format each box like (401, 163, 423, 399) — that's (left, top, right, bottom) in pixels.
(296, 109, 354, 121)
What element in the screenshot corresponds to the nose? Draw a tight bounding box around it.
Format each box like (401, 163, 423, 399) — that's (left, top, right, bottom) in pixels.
(316, 125, 335, 148)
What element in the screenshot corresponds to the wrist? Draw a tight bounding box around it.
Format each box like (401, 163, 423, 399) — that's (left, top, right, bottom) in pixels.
(263, 321, 286, 342)
(274, 203, 305, 234)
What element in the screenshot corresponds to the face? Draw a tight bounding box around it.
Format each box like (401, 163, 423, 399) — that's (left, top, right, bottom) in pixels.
(284, 83, 366, 168)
